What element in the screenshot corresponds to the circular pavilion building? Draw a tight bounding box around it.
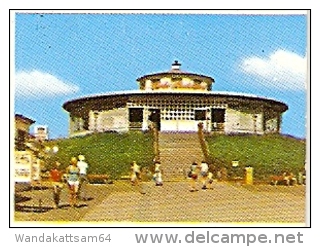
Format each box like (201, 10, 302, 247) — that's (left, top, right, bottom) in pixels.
(63, 61, 288, 137)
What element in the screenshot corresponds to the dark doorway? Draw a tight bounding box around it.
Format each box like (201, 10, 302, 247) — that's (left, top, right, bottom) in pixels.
(149, 109, 161, 130)
(211, 109, 225, 131)
(129, 108, 143, 129)
(195, 110, 207, 121)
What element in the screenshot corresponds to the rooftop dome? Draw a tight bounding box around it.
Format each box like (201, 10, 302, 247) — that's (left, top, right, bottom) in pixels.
(137, 61, 214, 91)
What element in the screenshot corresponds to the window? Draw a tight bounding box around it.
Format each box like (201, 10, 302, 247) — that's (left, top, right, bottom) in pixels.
(129, 108, 143, 122)
(212, 109, 225, 123)
(195, 110, 207, 121)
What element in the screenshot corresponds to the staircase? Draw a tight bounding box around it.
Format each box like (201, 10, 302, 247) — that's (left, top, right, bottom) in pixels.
(158, 132, 205, 181)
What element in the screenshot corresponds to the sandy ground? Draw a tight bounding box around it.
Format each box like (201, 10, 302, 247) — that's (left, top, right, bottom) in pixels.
(13, 180, 307, 225)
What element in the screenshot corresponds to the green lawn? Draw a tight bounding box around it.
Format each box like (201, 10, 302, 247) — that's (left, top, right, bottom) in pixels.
(46, 131, 155, 179)
(206, 134, 306, 180)
(45, 131, 306, 181)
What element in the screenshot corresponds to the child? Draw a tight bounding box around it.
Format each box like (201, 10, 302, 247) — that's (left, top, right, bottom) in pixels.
(130, 161, 141, 186)
(153, 161, 163, 186)
(189, 162, 199, 192)
(207, 171, 214, 189)
(199, 161, 209, 189)
(50, 161, 64, 209)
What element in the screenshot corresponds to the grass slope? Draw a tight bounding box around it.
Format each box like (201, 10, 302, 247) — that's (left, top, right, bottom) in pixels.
(206, 134, 306, 180)
(47, 131, 154, 179)
(46, 132, 306, 181)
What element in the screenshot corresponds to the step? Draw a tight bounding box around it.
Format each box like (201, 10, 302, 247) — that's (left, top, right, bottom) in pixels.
(158, 132, 205, 180)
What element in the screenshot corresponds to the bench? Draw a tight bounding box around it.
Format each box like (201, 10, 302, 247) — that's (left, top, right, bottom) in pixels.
(270, 173, 297, 186)
(87, 174, 110, 184)
(120, 175, 130, 180)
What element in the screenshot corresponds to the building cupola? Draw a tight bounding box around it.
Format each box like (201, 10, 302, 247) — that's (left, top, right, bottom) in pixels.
(171, 60, 181, 71)
(136, 61, 214, 91)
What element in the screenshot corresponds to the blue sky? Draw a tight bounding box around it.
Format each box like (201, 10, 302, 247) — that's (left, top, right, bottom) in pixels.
(13, 12, 308, 139)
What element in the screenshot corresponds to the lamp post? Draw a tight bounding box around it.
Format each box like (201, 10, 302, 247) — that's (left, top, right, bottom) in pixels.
(231, 160, 239, 180)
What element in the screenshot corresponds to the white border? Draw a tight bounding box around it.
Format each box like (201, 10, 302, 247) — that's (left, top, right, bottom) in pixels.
(5, 7, 314, 247)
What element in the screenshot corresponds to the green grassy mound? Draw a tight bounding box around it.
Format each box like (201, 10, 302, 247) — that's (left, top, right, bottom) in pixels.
(206, 134, 306, 180)
(47, 131, 154, 179)
(46, 131, 306, 181)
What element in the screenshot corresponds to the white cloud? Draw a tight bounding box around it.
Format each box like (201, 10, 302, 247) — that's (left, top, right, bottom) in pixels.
(15, 70, 79, 97)
(241, 50, 307, 90)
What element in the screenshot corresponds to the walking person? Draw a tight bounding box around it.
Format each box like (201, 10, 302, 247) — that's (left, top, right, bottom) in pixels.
(66, 157, 80, 207)
(130, 161, 141, 186)
(207, 171, 214, 189)
(200, 161, 209, 189)
(188, 162, 199, 192)
(153, 161, 163, 186)
(77, 154, 89, 200)
(49, 161, 64, 209)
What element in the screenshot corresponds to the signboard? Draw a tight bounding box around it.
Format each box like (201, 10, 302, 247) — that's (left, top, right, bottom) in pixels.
(14, 151, 32, 183)
(31, 159, 41, 181)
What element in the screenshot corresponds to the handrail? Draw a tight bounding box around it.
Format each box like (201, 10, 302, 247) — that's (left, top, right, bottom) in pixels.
(197, 122, 210, 163)
(151, 123, 160, 161)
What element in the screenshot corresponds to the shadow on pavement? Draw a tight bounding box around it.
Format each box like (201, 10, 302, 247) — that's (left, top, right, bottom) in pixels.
(14, 194, 32, 204)
(15, 205, 52, 213)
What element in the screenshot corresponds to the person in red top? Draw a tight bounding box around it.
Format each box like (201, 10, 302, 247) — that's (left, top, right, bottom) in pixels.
(50, 161, 64, 209)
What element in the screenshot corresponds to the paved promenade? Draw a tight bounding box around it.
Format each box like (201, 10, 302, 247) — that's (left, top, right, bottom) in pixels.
(14, 181, 306, 225)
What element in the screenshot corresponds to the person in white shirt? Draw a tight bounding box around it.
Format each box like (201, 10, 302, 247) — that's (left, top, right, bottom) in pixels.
(77, 154, 89, 200)
(200, 161, 209, 189)
(153, 161, 163, 186)
(130, 161, 141, 185)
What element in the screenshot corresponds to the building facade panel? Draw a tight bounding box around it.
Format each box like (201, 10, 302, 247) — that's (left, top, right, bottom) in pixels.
(225, 108, 264, 135)
(89, 108, 129, 133)
(265, 117, 279, 133)
(15, 114, 35, 150)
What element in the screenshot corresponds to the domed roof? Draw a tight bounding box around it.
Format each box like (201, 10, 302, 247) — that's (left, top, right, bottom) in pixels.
(136, 61, 214, 83)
